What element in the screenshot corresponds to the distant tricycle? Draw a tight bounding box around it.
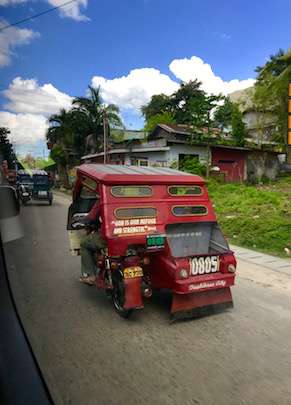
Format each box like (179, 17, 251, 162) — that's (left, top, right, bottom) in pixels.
(17, 169, 53, 205)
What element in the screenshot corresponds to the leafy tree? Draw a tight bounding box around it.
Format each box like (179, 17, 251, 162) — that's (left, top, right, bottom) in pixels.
(142, 81, 222, 134)
(72, 85, 123, 151)
(214, 97, 234, 130)
(171, 80, 211, 126)
(46, 109, 74, 187)
(141, 94, 172, 122)
(231, 104, 246, 146)
(144, 112, 176, 133)
(179, 156, 206, 176)
(50, 144, 69, 187)
(46, 85, 123, 186)
(0, 127, 16, 167)
(253, 48, 291, 146)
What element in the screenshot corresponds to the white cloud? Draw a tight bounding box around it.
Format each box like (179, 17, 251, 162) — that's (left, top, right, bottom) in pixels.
(169, 56, 255, 95)
(0, 0, 27, 5)
(0, 111, 48, 145)
(91, 56, 255, 113)
(0, 19, 39, 66)
(0, 0, 89, 21)
(1, 77, 73, 149)
(4, 77, 73, 115)
(47, 0, 89, 21)
(92, 68, 179, 111)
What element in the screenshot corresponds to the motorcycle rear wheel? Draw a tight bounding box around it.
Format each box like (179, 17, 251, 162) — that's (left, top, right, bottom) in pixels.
(111, 270, 133, 319)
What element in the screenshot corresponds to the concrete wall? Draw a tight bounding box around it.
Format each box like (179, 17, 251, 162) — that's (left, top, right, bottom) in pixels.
(243, 111, 277, 142)
(126, 150, 169, 166)
(123, 144, 208, 167)
(168, 144, 208, 164)
(246, 151, 280, 182)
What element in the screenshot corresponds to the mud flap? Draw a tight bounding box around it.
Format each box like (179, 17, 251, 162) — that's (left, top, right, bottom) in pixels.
(170, 287, 233, 322)
(123, 277, 144, 310)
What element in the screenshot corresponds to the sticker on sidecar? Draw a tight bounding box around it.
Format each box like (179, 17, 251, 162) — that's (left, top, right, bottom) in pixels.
(113, 218, 156, 235)
(189, 279, 226, 291)
(190, 256, 219, 276)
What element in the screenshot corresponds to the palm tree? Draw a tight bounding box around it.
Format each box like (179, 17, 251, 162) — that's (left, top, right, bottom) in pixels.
(46, 109, 74, 187)
(72, 85, 123, 153)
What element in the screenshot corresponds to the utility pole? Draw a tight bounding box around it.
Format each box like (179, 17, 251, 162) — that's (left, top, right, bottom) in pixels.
(103, 110, 107, 164)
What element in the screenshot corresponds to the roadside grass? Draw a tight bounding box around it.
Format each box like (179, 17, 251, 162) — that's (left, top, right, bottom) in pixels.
(207, 176, 291, 258)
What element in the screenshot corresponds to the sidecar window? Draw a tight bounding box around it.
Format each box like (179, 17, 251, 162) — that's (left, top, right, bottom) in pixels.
(80, 187, 97, 199)
(115, 207, 157, 219)
(168, 185, 203, 196)
(111, 186, 153, 197)
(166, 222, 230, 257)
(172, 205, 208, 216)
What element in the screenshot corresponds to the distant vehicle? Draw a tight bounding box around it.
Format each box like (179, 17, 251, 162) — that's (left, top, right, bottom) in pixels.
(68, 164, 237, 321)
(17, 170, 33, 205)
(17, 169, 53, 206)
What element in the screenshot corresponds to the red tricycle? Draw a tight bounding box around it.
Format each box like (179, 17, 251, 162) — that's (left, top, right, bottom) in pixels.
(67, 164, 236, 321)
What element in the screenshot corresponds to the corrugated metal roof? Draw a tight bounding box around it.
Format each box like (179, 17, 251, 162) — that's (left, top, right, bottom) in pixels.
(80, 164, 192, 176)
(77, 164, 206, 185)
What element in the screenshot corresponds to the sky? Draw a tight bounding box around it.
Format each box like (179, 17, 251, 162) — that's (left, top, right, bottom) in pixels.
(1, 0, 291, 156)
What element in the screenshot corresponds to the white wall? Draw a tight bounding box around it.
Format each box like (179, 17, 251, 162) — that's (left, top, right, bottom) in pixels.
(168, 144, 208, 163)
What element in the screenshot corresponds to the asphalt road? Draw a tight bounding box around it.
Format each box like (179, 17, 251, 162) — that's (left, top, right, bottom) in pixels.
(4, 194, 291, 405)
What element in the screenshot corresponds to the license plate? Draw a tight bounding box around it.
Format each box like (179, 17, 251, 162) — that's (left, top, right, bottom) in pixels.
(190, 256, 219, 276)
(38, 191, 47, 196)
(123, 266, 143, 278)
(146, 234, 165, 249)
(22, 192, 29, 196)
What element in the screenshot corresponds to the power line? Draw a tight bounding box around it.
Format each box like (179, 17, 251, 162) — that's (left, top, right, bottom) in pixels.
(0, 0, 77, 32)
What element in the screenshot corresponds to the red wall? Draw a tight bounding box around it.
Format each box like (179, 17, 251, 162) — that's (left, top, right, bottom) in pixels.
(212, 148, 246, 182)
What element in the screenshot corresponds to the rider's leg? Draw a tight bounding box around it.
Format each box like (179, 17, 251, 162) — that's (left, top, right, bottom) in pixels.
(80, 232, 106, 282)
(80, 233, 97, 279)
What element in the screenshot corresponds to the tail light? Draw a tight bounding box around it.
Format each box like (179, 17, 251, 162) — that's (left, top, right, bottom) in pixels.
(179, 269, 189, 279)
(219, 253, 237, 273)
(228, 264, 236, 273)
(142, 256, 150, 265)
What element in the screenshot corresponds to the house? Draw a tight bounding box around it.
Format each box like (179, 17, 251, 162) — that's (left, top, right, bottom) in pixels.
(229, 87, 278, 145)
(81, 124, 281, 183)
(82, 124, 210, 167)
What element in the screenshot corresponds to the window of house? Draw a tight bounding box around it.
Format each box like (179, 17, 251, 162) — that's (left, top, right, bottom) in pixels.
(131, 158, 148, 166)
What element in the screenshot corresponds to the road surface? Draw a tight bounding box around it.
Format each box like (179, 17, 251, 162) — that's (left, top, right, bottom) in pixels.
(4, 194, 291, 405)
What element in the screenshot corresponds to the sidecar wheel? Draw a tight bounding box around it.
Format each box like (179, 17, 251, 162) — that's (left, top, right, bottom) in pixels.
(111, 271, 133, 319)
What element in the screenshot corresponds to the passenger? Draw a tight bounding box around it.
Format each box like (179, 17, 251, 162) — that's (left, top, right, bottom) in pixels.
(75, 200, 106, 285)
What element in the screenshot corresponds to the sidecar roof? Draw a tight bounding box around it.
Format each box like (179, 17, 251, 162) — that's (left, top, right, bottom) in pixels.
(77, 164, 205, 185)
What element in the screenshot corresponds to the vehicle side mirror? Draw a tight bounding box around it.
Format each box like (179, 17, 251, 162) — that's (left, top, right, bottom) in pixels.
(0, 186, 20, 219)
(0, 186, 23, 242)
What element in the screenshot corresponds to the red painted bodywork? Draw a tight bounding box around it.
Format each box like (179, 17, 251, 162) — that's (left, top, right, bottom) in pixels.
(73, 164, 237, 316)
(124, 278, 144, 310)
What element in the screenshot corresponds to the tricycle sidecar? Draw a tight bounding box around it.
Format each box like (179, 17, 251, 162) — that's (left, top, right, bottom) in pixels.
(31, 170, 53, 205)
(67, 164, 236, 321)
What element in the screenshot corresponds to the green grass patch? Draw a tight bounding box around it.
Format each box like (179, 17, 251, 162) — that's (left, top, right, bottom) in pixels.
(207, 177, 291, 258)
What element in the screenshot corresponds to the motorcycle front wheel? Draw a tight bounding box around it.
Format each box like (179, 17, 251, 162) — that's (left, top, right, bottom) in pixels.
(111, 270, 133, 319)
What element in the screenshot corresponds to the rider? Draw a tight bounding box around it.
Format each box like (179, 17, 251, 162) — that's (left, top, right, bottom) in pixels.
(77, 200, 106, 285)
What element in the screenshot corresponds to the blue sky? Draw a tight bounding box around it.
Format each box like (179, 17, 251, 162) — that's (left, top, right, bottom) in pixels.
(1, 0, 291, 156)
